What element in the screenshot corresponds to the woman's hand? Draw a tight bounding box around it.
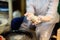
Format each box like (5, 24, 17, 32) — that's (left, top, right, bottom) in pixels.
(31, 16, 41, 25)
(24, 12, 41, 25)
(24, 12, 34, 21)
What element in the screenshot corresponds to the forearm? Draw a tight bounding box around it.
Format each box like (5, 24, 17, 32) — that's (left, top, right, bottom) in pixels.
(38, 15, 51, 22)
(26, 0, 35, 14)
(25, 0, 35, 18)
(38, 0, 59, 22)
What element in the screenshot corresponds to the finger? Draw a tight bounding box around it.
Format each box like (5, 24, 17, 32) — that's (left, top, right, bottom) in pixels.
(34, 21, 41, 25)
(27, 17, 29, 20)
(32, 22, 38, 25)
(24, 13, 29, 16)
(24, 13, 28, 16)
(27, 17, 32, 21)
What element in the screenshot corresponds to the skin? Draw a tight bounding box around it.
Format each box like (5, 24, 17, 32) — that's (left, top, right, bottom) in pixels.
(24, 12, 51, 25)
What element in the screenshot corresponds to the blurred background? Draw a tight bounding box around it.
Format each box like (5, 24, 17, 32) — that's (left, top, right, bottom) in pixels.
(0, 0, 60, 40)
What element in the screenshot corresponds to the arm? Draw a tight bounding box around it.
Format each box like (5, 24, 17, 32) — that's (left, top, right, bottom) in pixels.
(38, 0, 59, 23)
(25, 0, 35, 21)
(26, 0, 35, 14)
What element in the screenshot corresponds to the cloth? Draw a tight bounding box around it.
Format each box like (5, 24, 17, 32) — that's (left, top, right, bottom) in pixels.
(11, 16, 25, 30)
(11, 0, 59, 40)
(21, 0, 59, 40)
(26, 0, 59, 23)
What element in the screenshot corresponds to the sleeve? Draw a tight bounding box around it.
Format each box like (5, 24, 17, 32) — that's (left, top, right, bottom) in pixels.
(46, 0, 59, 17)
(45, 0, 59, 23)
(26, 0, 35, 13)
(39, 0, 59, 23)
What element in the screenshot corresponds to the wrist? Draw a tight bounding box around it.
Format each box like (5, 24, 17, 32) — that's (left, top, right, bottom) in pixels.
(38, 15, 51, 22)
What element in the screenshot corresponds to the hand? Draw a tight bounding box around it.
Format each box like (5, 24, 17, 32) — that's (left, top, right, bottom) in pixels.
(24, 13, 41, 25)
(31, 16, 41, 25)
(24, 12, 34, 21)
